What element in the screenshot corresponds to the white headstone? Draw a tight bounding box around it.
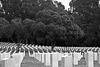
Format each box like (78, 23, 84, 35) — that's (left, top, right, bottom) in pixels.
(58, 53, 62, 61)
(61, 53, 73, 67)
(35, 53, 40, 60)
(94, 52, 97, 61)
(78, 52, 82, 61)
(44, 53, 51, 66)
(86, 51, 94, 67)
(32, 52, 36, 58)
(41, 53, 45, 63)
(0, 53, 10, 61)
(38, 53, 42, 62)
(51, 52, 58, 67)
(12, 53, 24, 67)
(84, 52, 87, 60)
(34, 53, 38, 59)
(0, 58, 15, 67)
(73, 52, 79, 65)
(5, 58, 15, 67)
(98, 52, 100, 64)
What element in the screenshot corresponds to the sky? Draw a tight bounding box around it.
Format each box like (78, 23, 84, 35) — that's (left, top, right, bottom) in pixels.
(0, 0, 71, 10)
(56, 0, 71, 10)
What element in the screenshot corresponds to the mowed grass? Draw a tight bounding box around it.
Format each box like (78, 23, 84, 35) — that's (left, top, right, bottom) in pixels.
(21, 53, 50, 67)
(21, 53, 100, 67)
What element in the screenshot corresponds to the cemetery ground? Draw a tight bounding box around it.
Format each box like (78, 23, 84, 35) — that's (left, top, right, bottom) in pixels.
(0, 42, 100, 67)
(21, 53, 100, 67)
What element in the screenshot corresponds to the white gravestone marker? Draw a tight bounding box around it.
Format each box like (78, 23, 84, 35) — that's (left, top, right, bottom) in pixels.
(12, 53, 24, 67)
(41, 52, 45, 63)
(73, 52, 79, 65)
(0, 53, 10, 61)
(94, 52, 97, 61)
(38, 53, 42, 62)
(0, 58, 15, 67)
(58, 53, 62, 61)
(86, 51, 94, 67)
(51, 52, 58, 67)
(44, 53, 51, 66)
(61, 53, 73, 67)
(98, 52, 100, 64)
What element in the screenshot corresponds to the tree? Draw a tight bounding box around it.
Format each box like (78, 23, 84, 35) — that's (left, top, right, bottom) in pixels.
(32, 22, 46, 45)
(69, 0, 100, 46)
(1, 0, 23, 21)
(0, 17, 10, 41)
(0, 0, 86, 47)
(22, 18, 35, 44)
(2, 24, 15, 42)
(0, 0, 67, 21)
(36, 9, 62, 25)
(11, 18, 25, 43)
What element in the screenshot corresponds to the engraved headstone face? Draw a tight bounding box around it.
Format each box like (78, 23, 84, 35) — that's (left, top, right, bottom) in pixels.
(73, 52, 79, 65)
(38, 53, 42, 61)
(58, 53, 62, 61)
(4, 53, 10, 59)
(51, 53, 59, 67)
(34, 52, 41, 60)
(0, 58, 15, 67)
(44, 53, 51, 66)
(41, 52, 45, 63)
(98, 52, 100, 64)
(12, 53, 24, 67)
(5, 58, 15, 67)
(94, 52, 98, 61)
(0, 53, 10, 61)
(32, 52, 36, 58)
(86, 51, 94, 67)
(61, 54, 73, 67)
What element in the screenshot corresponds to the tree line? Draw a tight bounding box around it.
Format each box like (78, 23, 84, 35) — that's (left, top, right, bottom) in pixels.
(0, 0, 100, 47)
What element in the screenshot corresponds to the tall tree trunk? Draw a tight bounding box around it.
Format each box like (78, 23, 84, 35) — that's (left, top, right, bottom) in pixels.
(25, 39, 28, 44)
(51, 42, 54, 51)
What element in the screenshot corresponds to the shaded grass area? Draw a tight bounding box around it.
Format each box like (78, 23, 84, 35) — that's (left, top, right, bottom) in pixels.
(21, 57, 47, 67)
(21, 53, 50, 67)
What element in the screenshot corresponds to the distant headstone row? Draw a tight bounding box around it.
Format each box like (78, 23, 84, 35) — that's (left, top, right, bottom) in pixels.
(0, 42, 99, 53)
(0, 42, 100, 67)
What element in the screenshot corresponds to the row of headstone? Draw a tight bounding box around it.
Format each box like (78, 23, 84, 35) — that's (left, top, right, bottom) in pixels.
(0, 42, 100, 67)
(0, 42, 100, 53)
(0, 48, 25, 67)
(0, 42, 100, 56)
(30, 51, 100, 67)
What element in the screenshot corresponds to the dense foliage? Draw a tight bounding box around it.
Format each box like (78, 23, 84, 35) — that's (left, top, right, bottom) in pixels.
(0, 0, 99, 47)
(69, 0, 100, 47)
